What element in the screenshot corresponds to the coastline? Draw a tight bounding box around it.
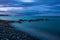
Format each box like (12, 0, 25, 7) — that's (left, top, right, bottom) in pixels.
(0, 22, 39, 40)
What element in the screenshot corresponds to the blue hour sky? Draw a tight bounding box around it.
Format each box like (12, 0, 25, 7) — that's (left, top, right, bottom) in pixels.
(0, 0, 60, 16)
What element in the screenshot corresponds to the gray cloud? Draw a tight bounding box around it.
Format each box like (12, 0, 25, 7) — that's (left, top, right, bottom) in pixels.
(0, 0, 60, 15)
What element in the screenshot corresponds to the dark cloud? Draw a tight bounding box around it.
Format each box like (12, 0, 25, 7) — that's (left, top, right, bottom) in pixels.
(0, 0, 60, 15)
(0, 0, 59, 7)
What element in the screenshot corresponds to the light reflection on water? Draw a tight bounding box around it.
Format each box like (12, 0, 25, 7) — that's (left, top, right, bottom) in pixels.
(0, 16, 60, 40)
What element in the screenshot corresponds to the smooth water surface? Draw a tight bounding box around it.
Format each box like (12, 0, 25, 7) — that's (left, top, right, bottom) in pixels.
(0, 16, 60, 40)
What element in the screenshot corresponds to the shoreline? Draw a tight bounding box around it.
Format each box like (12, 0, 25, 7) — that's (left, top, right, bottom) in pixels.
(0, 22, 39, 40)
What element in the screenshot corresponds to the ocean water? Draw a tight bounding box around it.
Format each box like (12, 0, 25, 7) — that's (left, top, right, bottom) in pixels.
(0, 16, 60, 40)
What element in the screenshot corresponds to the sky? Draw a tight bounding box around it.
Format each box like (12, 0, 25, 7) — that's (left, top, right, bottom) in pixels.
(0, 0, 60, 16)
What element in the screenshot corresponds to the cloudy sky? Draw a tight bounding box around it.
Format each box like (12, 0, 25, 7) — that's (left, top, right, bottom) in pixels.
(0, 0, 60, 15)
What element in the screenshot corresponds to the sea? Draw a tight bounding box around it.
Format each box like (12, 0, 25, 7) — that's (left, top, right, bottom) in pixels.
(0, 16, 60, 40)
